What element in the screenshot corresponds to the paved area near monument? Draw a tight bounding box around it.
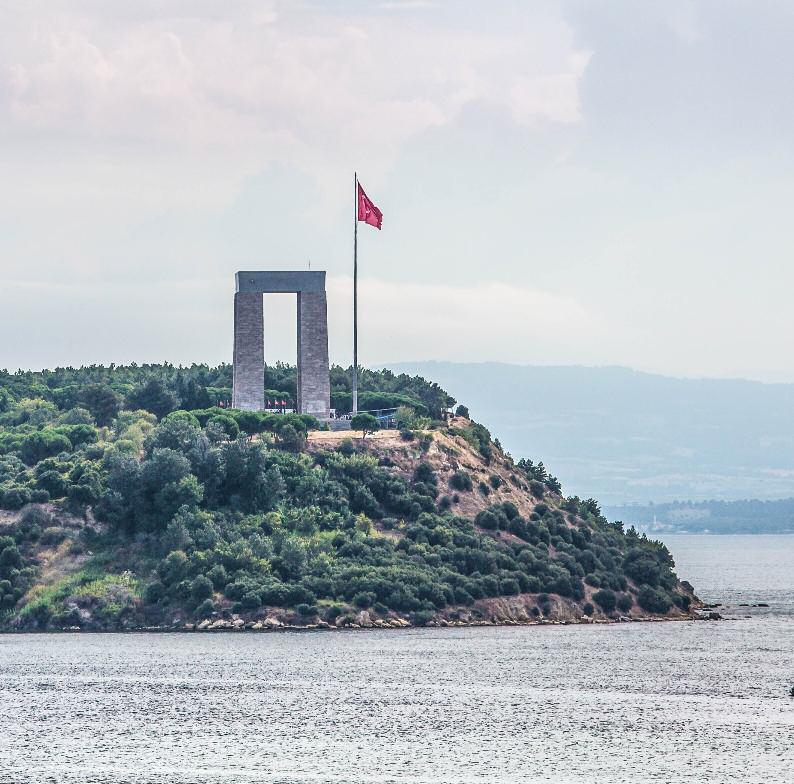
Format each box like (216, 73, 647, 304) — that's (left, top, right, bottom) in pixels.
(307, 429, 403, 444)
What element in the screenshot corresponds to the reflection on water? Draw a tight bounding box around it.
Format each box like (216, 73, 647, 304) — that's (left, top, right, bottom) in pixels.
(0, 535, 792, 784)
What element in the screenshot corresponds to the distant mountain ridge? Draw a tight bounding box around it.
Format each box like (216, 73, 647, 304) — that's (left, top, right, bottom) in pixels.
(603, 498, 794, 535)
(385, 361, 794, 507)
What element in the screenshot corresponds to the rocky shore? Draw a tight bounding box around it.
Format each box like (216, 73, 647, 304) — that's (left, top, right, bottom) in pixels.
(38, 604, 715, 634)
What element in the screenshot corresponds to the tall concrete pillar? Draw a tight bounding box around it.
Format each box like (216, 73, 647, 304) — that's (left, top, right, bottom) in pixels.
(297, 291, 331, 418)
(232, 291, 264, 410)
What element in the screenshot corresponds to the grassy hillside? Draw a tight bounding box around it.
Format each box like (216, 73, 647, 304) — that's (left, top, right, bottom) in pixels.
(0, 364, 696, 631)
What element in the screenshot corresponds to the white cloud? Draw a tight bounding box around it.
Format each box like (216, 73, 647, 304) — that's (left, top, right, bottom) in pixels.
(0, 2, 586, 169)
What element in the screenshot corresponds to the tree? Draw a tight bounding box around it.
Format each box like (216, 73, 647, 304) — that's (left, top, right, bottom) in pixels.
(637, 586, 672, 614)
(230, 410, 266, 437)
(147, 415, 201, 454)
(593, 588, 617, 613)
(126, 378, 178, 420)
(278, 538, 307, 580)
(208, 414, 240, 440)
(190, 575, 214, 603)
(67, 464, 104, 507)
(623, 548, 662, 586)
(617, 593, 634, 613)
(19, 430, 72, 465)
(79, 384, 122, 427)
(394, 406, 417, 430)
(179, 378, 211, 411)
(275, 422, 305, 452)
(351, 413, 379, 441)
(455, 404, 469, 419)
(449, 470, 473, 492)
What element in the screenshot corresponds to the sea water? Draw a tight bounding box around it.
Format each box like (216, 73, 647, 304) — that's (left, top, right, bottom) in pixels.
(0, 535, 792, 784)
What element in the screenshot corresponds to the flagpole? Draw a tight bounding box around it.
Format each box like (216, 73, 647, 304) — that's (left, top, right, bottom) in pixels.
(353, 171, 359, 414)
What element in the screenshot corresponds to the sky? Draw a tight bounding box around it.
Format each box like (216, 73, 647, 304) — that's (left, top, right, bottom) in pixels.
(2, 0, 794, 381)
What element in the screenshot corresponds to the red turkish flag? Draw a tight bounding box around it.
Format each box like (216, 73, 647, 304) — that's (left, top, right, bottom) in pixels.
(357, 183, 383, 229)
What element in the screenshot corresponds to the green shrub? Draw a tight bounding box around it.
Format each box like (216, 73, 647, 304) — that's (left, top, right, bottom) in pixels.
(143, 580, 166, 604)
(20, 430, 72, 465)
(351, 413, 379, 437)
(195, 598, 215, 617)
(449, 470, 472, 492)
(582, 602, 594, 616)
(475, 509, 500, 530)
(1, 486, 31, 510)
(338, 438, 357, 456)
(623, 548, 662, 586)
(36, 470, 68, 499)
(353, 591, 376, 608)
(413, 462, 436, 486)
(324, 604, 345, 622)
(410, 609, 435, 626)
(617, 593, 634, 613)
(208, 415, 240, 439)
(637, 586, 672, 614)
(593, 589, 617, 613)
(40, 527, 68, 546)
(190, 575, 214, 603)
(275, 422, 305, 452)
(208, 564, 228, 590)
(500, 578, 520, 595)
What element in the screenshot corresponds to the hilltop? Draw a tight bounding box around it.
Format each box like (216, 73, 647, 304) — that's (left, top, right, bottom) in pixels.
(0, 364, 697, 631)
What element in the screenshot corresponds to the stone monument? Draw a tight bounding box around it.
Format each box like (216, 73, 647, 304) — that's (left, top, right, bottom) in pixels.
(232, 271, 331, 418)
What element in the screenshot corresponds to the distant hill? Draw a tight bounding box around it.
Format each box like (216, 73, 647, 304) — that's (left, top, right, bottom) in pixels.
(605, 498, 794, 535)
(386, 362, 794, 506)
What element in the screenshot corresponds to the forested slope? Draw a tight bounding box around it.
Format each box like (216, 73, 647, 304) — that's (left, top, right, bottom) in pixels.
(0, 364, 695, 631)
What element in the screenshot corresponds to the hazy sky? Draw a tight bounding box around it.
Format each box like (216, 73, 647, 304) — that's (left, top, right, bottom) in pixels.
(2, 1, 793, 381)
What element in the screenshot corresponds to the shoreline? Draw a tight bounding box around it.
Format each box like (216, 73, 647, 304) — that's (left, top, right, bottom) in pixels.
(1, 612, 713, 634)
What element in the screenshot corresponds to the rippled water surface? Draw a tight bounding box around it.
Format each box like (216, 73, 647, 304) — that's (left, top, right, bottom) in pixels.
(1, 536, 793, 784)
